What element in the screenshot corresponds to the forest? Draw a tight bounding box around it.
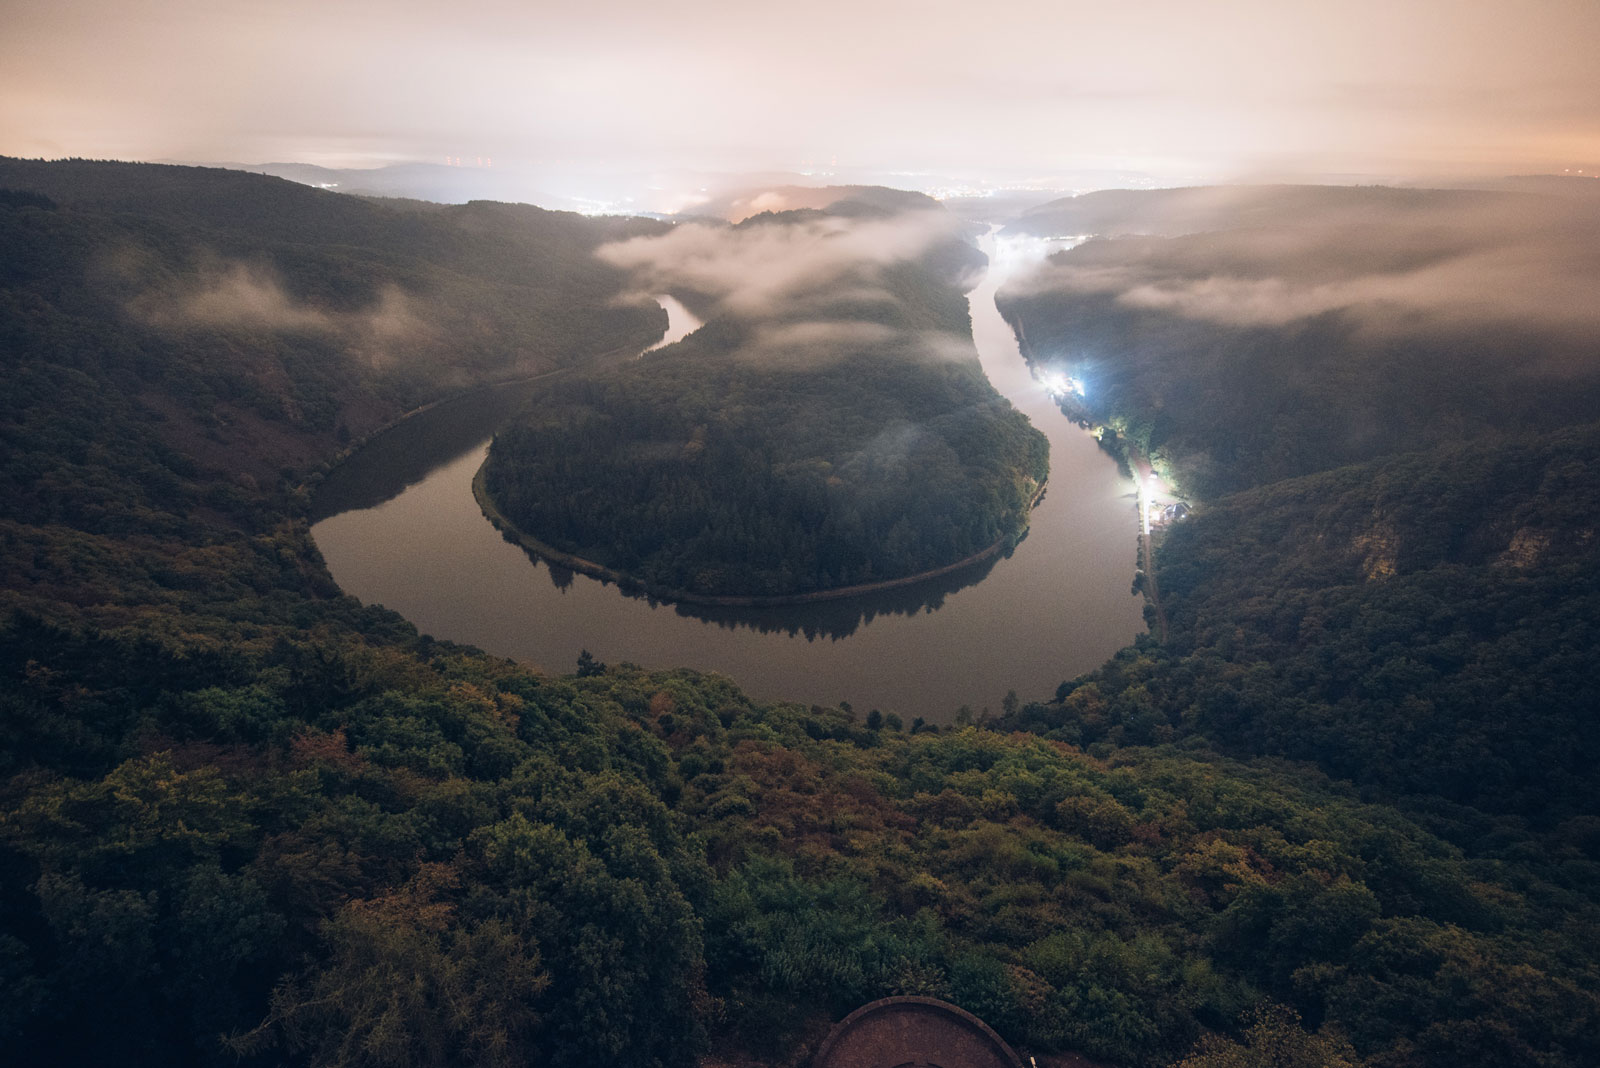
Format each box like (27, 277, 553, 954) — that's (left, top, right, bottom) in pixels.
(997, 183, 1600, 498)
(991, 182, 1600, 1063)
(483, 199, 1049, 599)
(1002, 424, 1600, 818)
(1, 163, 1597, 1068)
(996, 184, 1600, 803)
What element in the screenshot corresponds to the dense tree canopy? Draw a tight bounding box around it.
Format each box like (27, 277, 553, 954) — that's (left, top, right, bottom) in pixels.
(484, 204, 1047, 598)
(1006, 425, 1600, 824)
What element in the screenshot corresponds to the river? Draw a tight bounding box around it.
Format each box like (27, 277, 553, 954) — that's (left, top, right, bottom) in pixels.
(310, 231, 1145, 720)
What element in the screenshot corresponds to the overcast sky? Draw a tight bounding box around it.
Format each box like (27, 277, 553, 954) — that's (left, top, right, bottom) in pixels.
(6, 0, 1600, 186)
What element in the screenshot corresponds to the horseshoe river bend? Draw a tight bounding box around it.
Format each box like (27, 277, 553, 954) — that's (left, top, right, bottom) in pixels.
(309, 232, 1146, 720)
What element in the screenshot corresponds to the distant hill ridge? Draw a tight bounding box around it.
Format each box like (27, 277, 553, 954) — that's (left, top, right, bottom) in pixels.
(1003, 182, 1525, 238)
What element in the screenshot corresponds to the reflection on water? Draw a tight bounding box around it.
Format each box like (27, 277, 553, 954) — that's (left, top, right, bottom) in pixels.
(310, 379, 546, 522)
(508, 538, 1010, 642)
(642, 294, 703, 353)
(670, 548, 1006, 641)
(311, 244, 1146, 718)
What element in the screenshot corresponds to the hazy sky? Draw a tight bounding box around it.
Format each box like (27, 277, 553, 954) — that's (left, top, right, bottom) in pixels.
(6, 0, 1600, 184)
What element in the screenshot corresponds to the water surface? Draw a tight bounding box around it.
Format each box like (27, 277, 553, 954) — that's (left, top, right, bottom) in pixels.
(313, 253, 1146, 719)
(642, 294, 703, 352)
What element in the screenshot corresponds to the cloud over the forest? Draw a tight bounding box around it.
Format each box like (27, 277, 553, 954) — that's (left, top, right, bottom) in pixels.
(597, 209, 967, 319)
(129, 260, 431, 364)
(1012, 194, 1600, 345)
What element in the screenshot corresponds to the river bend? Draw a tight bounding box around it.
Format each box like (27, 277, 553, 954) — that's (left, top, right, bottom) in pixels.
(311, 235, 1145, 719)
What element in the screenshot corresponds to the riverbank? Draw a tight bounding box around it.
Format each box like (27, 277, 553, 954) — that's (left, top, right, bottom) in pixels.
(1002, 303, 1176, 640)
(472, 460, 1045, 608)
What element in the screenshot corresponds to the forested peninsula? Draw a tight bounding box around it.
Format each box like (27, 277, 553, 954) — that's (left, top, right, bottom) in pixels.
(1, 164, 1597, 1068)
(482, 196, 1049, 600)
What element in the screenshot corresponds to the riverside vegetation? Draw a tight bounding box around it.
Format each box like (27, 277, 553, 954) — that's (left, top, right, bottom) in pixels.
(0, 164, 1596, 1068)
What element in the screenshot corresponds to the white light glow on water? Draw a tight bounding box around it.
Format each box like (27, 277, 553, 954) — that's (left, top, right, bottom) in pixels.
(1036, 369, 1086, 399)
(641, 294, 704, 353)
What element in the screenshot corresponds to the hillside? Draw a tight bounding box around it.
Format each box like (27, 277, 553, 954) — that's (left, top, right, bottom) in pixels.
(1005, 425, 1600, 817)
(997, 187, 1600, 498)
(0, 158, 665, 494)
(994, 181, 1600, 816)
(0, 164, 1596, 1068)
(987, 183, 1600, 1064)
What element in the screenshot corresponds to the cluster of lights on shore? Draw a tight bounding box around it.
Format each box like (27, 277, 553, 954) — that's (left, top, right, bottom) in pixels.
(1038, 369, 1086, 399)
(1028, 364, 1183, 537)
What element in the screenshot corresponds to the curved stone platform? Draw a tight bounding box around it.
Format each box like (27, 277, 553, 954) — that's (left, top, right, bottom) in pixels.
(812, 996, 1024, 1068)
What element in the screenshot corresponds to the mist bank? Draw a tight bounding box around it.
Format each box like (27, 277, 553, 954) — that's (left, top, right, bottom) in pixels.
(1002, 183, 1530, 239)
(998, 183, 1600, 497)
(484, 191, 1049, 599)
